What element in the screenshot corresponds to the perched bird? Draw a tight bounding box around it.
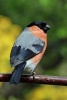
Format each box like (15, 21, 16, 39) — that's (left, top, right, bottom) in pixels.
(10, 21, 50, 84)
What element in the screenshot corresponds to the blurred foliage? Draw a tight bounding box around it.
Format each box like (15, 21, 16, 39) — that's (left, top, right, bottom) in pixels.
(0, 0, 67, 100)
(0, 15, 22, 73)
(25, 85, 67, 100)
(0, 15, 22, 86)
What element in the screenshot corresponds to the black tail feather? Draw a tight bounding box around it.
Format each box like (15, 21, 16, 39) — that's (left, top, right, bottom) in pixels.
(10, 62, 26, 84)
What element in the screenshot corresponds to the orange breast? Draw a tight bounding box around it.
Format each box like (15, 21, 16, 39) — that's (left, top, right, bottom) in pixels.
(29, 26, 47, 64)
(29, 26, 47, 42)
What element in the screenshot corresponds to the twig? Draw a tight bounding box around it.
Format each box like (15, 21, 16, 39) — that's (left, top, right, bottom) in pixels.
(0, 73, 67, 86)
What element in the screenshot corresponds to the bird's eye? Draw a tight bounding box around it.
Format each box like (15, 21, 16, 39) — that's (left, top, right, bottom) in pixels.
(41, 23, 46, 27)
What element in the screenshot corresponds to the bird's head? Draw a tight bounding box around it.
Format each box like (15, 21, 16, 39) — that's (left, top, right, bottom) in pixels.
(27, 21, 51, 33)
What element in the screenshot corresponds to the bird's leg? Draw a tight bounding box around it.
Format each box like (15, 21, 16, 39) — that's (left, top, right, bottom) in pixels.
(32, 72, 36, 79)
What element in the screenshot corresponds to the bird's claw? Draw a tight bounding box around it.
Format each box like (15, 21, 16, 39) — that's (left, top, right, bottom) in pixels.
(32, 72, 36, 79)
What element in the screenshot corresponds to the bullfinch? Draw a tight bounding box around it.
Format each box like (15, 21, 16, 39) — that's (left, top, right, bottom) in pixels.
(10, 21, 50, 84)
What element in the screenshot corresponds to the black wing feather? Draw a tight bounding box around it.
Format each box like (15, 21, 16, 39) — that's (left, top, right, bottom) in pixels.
(10, 43, 45, 67)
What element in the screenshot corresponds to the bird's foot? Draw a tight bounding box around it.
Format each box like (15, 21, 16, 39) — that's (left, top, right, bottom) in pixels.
(32, 72, 36, 79)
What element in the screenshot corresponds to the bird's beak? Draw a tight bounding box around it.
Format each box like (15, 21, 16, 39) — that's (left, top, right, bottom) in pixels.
(46, 24, 51, 31)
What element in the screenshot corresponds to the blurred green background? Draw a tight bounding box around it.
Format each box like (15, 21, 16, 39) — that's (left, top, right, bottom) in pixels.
(0, 0, 67, 100)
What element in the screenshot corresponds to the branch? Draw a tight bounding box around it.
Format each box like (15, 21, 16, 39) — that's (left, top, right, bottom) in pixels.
(0, 73, 67, 86)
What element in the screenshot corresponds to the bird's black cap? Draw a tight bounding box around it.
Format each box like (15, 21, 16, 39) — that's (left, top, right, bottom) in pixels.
(27, 21, 51, 33)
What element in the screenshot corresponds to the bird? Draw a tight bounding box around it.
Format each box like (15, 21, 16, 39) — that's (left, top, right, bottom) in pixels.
(9, 21, 50, 84)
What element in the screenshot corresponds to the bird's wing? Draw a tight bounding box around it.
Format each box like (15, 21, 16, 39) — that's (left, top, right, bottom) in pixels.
(10, 28, 45, 67)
